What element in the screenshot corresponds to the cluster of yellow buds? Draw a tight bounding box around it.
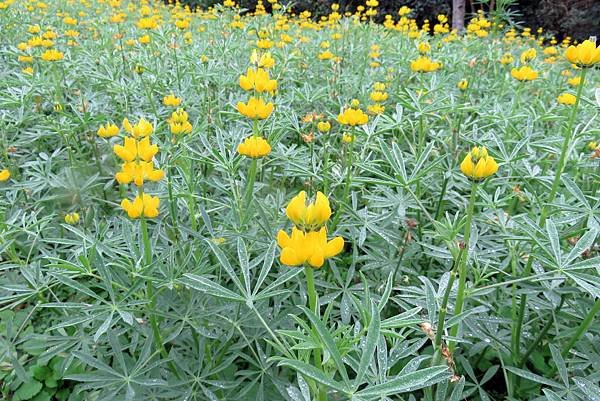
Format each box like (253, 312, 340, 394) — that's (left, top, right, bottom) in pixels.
(278, 191, 344, 268)
(109, 118, 163, 218)
(367, 82, 387, 114)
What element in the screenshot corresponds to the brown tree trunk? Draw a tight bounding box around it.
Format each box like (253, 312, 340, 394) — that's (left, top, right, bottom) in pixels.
(452, 0, 466, 31)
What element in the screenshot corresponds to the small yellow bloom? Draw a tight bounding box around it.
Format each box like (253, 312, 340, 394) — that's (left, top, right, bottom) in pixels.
(417, 42, 430, 54)
(277, 227, 344, 268)
(64, 212, 80, 224)
(369, 91, 388, 102)
(168, 109, 193, 135)
(460, 146, 499, 179)
(410, 56, 441, 73)
(237, 136, 271, 158)
(337, 107, 369, 126)
(239, 68, 277, 93)
(115, 161, 164, 186)
(123, 118, 153, 138)
(286, 191, 332, 230)
(510, 66, 538, 81)
(342, 133, 355, 143)
(500, 53, 514, 65)
(588, 141, 598, 150)
(564, 39, 600, 68)
(317, 121, 331, 133)
(22, 67, 34, 75)
(40, 49, 64, 62)
(113, 136, 158, 162)
(367, 103, 385, 114)
(557, 93, 576, 105)
(567, 76, 581, 87)
(458, 79, 469, 90)
(519, 48, 536, 64)
(121, 193, 160, 219)
(237, 97, 274, 120)
(97, 123, 120, 138)
(318, 50, 334, 60)
(163, 94, 182, 107)
(0, 169, 10, 182)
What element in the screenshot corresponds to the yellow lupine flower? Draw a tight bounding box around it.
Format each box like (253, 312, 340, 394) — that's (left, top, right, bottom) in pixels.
(163, 94, 182, 107)
(567, 76, 581, 87)
(557, 93, 576, 105)
(121, 193, 160, 219)
(458, 79, 469, 90)
(460, 146, 499, 179)
(337, 107, 368, 126)
(564, 39, 600, 67)
(122, 118, 153, 138)
(64, 212, 80, 224)
(97, 123, 120, 138)
(510, 66, 538, 81)
(417, 41, 430, 54)
(410, 56, 441, 73)
(239, 67, 277, 93)
(237, 136, 271, 158)
(40, 49, 64, 62)
(113, 136, 158, 162)
(500, 53, 514, 65)
(115, 161, 164, 186)
(0, 169, 10, 182)
(519, 48, 536, 63)
(369, 91, 388, 102)
(236, 97, 274, 120)
(168, 109, 193, 135)
(285, 191, 331, 230)
(277, 227, 344, 268)
(342, 133, 355, 143)
(367, 103, 385, 114)
(317, 121, 331, 133)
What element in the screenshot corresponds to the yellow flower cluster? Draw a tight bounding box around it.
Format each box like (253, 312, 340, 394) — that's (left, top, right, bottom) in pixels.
(410, 56, 441, 73)
(237, 47, 276, 121)
(278, 191, 344, 268)
(107, 118, 163, 219)
(0, 169, 10, 182)
(168, 109, 193, 135)
(557, 93, 576, 105)
(337, 100, 369, 126)
(511, 65, 538, 81)
(460, 146, 499, 179)
(64, 212, 80, 224)
(163, 93, 182, 107)
(367, 82, 387, 115)
(564, 39, 600, 68)
(237, 136, 271, 158)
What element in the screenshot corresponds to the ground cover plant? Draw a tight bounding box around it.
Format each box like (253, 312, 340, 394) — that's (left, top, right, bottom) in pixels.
(0, 0, 599, 400)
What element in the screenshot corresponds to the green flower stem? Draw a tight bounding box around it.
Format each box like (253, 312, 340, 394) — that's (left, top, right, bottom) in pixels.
(330, 133, 354, 232)
(539, 67, 587, 226)
(242, 158, 258, 223)
(140, 217, 180, 379)
(304, 266, 327, 401)
(514, 68, 588, 364)
(448, 181, 478, 352)
(433, 246, 465, 363)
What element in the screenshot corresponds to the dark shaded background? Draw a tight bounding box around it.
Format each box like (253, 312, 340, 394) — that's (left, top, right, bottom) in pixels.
(173, 0, 599, 40)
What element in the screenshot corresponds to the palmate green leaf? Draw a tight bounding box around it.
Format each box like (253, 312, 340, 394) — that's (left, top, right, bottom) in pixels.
(549, 344, 568, 388)
(564, 228, 598, 267)
(275, 359, 350, 395)
(181, 274, 246, 303)
(352, 366, 452, 400)
(297, 306, 350, 386)
(353, 300, 380, 391)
